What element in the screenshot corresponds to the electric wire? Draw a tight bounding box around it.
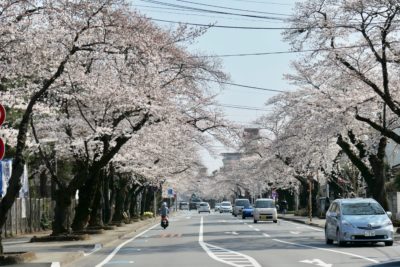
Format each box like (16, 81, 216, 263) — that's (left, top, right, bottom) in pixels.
(214, 103, 272, 112)
(175, 0, 291, 17)
(201, 78, 286, 93)
(139, 0, 287, 21)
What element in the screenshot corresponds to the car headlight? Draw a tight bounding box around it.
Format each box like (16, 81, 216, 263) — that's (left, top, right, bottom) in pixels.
(342, 220, 354, 228)
(385, 220, 393, 226)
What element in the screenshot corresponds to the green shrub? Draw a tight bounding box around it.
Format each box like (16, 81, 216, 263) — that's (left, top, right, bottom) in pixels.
(143, 211, 154, 218)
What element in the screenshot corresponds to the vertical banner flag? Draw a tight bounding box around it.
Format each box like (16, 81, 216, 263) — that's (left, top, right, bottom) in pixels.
(0, 159, 12, 197)
(0, 104, 5, 160)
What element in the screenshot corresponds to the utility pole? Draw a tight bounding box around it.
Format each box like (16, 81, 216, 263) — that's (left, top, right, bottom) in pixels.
(309, 175, 312, 223)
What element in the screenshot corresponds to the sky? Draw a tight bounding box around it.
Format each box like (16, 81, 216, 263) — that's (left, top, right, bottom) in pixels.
(132, 0, 299, 172)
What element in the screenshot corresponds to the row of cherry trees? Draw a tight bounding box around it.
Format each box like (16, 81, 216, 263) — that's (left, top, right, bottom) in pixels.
(0, 0, 235, 253)
(209, 0, 400, 209)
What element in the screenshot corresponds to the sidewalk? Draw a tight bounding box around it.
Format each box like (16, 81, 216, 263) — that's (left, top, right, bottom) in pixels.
(2, 217, 158, 266)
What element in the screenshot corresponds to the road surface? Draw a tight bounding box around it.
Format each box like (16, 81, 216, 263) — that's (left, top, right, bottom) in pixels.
(70, 211, 400, 267)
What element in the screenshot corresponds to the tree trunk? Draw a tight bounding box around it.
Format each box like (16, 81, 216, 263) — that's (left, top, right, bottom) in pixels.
(71, 172, 100, 232)
(140, 187, 147, 216)
(368, 137, 389, 210)
(88, 184, 104, 228)
(103, 174, 113, 224)
(51, 188, 72, 235)
(129, 187, 143, 219)
(112, 177, 128, 223)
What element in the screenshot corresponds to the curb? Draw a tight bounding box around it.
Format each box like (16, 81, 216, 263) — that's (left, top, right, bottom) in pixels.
(280, 216, 324, 229)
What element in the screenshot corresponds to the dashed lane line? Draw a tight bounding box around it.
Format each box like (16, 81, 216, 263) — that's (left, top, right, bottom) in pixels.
(199, 216, 261, 267)
(272, 238, 379, 264)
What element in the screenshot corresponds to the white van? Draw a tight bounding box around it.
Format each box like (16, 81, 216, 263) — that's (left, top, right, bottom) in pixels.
(253, 198, 277, 223)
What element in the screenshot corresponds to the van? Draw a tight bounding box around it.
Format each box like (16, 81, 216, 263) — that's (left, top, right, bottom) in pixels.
(253, 198, 277, 223)
(233, 198, 250, 217)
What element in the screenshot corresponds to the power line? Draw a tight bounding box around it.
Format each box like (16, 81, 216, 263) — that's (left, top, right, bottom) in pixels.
(176, 0, 291, 17)
(201, 78, 286, 93)
(191, 45, 372, 58)
(150, 18, 300, 29)
(215, 103, 271, 112)
(136, 5, 282, 23)
(227, 0, 291, 5)
(139, 0, 287, 21)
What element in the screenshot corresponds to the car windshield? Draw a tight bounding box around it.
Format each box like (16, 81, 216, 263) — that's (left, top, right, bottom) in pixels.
(221, 203, 231, 206)
(342, 202, 385, 215)
(235, 200, 250, 206)
(255, 200, 274, 208)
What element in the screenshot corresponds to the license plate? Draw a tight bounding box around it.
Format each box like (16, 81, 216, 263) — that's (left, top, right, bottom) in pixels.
(364, 231, 375, 237)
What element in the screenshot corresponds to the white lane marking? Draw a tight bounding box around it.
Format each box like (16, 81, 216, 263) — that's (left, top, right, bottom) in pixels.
(283, 220, 323, 232)
(95, 223, 159, 267)
(272, 239, 378, 263)
(3, 240, 29, 245)
(290, 231, 301, 235)
(248, 225, 254, 228)
(263, 233, 270, 237)
(225, 231, 239, 235)
(84, 243, 102, 256)
(51, 262, 60, 267)
(300, 258, 332, 267)
(254, 229, 260, 232)
(199, 216, 261, 267)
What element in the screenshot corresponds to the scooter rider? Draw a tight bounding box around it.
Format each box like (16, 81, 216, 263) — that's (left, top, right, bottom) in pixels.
(160, 202, 169, 217)
(160, 202, 169, 229)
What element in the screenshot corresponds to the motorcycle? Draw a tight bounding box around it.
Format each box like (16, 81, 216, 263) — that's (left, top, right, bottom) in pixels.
(161, 215, 169, 229)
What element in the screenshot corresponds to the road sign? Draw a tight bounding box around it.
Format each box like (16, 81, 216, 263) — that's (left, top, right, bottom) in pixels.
(0, 138, 4, 160)
(0, 104, 5, 126)
(167, 188, 174, 197)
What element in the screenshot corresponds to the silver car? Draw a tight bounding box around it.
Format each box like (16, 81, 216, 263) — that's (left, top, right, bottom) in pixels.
(220, 201, 233, 213)
(325, 198, 393, 246)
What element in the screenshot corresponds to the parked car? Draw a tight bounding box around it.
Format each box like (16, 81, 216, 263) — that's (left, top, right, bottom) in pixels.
(189, 200, 201, 211)
(325, 198, 393, 246)
(233, 198, 250, 217)
(198, 202, 211, 213)
(214, 203, 221, 212)
(242, 205, 253, 219)
(179, 202, 189, 210)
(220, 201, 233, 213)
(253, 198, 277, 223)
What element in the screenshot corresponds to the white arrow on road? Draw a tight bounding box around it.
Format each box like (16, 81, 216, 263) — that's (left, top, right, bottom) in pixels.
(300, 259, 332, 267)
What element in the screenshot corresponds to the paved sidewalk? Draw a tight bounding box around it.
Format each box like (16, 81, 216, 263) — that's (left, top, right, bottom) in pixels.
(3, 218, 158, 266)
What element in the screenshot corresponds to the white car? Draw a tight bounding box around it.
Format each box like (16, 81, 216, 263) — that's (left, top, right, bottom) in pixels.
(220, 201, 233, 213)
(215, 203, 221, 212)
(198, 202, 211, 213)
(253, 198, 278, 223)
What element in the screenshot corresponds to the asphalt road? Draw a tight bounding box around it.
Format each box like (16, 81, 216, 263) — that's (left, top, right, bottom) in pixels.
(70, 211, 400, 267)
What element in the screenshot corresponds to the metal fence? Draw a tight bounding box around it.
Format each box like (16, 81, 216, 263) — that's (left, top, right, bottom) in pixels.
(1, 198, 54, 237)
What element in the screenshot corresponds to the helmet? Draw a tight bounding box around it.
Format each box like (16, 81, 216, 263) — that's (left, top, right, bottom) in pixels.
(162, 202, 167, 207)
